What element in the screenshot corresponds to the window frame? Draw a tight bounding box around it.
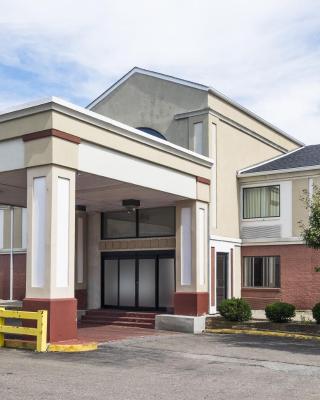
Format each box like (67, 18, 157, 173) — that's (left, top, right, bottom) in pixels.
(242, 184, 281, 220)
(101, 206, 176, 240)
(242, 255, 281, 289)
(193, 121, 204, 155)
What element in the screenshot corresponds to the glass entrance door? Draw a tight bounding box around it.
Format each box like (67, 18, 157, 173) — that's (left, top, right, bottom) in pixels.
(138, 258, 156, 308)
(102, 251, 175, 310)
(216, 252, 228, 307)
(119, 259, 136, 307)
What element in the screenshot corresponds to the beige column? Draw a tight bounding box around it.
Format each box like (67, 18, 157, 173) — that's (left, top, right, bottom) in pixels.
(23, 165, 77, 342)
(175, 200, 209, 316)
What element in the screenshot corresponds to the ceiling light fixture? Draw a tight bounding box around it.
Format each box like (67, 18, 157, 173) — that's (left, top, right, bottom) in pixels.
(122, 199, 140, 214)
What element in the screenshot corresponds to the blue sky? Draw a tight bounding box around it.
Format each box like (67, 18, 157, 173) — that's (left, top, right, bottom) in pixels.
(1, 0, 320, 144)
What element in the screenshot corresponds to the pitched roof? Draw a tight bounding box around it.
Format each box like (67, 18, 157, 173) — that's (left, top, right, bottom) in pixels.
(86, 67, 303, 147)
(239, 145, 320, 175)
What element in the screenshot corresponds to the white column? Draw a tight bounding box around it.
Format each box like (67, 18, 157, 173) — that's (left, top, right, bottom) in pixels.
(175, 200, 209, 316)
(25, 165, 76, 299)
(24, 165, 77, 342)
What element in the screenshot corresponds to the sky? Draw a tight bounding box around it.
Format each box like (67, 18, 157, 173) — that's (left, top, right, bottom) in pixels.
(0, 0, 320, 144)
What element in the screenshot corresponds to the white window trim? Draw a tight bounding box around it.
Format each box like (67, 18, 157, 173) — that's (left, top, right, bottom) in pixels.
(240, 182, 281, 222)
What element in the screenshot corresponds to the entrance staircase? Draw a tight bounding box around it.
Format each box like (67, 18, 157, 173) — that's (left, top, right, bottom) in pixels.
(79, 309, 158, 329)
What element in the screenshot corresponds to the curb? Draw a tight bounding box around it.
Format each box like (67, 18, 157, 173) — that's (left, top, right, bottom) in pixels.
(206, 328, 320, 341)
(47, 342, 98, 352)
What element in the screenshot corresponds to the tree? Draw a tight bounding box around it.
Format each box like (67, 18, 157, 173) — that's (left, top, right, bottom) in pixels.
(299, 185, 320, 249)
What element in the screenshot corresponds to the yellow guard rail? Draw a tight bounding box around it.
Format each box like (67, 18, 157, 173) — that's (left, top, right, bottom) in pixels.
(0, 307, 48, 352)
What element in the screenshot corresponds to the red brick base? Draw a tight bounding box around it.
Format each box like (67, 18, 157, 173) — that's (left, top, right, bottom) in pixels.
(0, 253, 26, 300)
(174, 292, 209, 316)
(23, 298, 78, 342)
(241, 244, 320, 309)
(75, 289, 87, 310)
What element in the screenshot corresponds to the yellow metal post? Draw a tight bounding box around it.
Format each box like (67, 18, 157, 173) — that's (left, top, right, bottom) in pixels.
(0, 307, 5, 347)
(36, 310, 48, 352)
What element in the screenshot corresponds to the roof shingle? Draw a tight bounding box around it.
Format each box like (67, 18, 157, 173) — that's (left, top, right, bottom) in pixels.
(241, 145, 320, 174)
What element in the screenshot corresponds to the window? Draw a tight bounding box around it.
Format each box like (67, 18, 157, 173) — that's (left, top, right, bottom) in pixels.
(102, 207, 175, 239)
(102, 210, 137, 239)
(139, 207, 175, 237)
(193, 122, 203, 155)
(243, 185, 280, 219)
(243, 256, 280, 288)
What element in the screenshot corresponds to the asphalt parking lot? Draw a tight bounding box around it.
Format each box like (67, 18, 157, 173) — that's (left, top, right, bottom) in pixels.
(1, 332, 320, 400)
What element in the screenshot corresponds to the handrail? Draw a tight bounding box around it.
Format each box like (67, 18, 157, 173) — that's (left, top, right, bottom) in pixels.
(0, 308, 48, 352)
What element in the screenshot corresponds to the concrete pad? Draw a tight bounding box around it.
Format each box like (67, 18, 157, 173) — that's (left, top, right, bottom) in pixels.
(155, 314, 206, 333)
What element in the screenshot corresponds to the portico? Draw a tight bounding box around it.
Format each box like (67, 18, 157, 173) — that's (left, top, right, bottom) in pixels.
(0, 98, 213, 341)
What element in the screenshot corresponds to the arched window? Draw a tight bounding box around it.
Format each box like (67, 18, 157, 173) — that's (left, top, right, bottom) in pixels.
(136, 127, 167, 140)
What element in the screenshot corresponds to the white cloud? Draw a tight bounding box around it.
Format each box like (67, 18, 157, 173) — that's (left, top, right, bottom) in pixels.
(0, 0, 320, 143)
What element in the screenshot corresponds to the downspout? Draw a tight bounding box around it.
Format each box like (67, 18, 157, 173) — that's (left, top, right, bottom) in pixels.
(9, 207, 14, 301)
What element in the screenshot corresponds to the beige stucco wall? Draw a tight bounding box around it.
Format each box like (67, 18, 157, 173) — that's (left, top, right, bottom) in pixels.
(0, 112, 52, 141)
(89, 72, 301, 241)
(51, 111, 211, 180)
(292, 178, 308, 237)
(91, 73, 208, 149)
(208, 93, 299, 152)
(25, 136, 78, 170)
(213, 120, 283, 238)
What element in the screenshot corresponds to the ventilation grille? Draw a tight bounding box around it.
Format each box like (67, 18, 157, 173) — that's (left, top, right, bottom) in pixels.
(241, 225, 281, 239)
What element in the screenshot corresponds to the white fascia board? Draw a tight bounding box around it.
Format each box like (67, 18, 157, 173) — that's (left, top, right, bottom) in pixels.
(0, 97, 213, 169)
(237, 146, 305, 175)
(86, 66, 303, 147)
(241, 237, 304, 246)
(210, 235, 242, 244)
(238, 164, 320, 178)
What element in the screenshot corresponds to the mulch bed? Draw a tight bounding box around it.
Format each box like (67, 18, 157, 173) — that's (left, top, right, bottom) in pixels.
(206, 316, 320, 335)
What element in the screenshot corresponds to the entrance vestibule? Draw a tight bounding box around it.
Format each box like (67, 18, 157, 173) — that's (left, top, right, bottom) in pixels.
(102, 251, 175, 311)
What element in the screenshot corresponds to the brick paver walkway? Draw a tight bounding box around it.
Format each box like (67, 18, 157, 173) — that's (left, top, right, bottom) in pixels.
(77, 323, 176, 343)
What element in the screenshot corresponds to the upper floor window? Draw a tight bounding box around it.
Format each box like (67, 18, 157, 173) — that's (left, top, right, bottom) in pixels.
(243, 256, 280, 288)
(193, 122, 204, 155)
(102, 206, 175, 240)
(136, 127, 167, 141)
(243, 185, 280, 219)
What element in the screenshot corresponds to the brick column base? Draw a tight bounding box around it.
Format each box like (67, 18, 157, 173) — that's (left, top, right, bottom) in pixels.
(23, 298, 77, 343)
(174, 292, 209, 316)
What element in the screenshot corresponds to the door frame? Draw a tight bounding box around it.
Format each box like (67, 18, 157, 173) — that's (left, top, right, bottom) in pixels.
(101, 250, 175, 311)
(216, 252, 229, 307)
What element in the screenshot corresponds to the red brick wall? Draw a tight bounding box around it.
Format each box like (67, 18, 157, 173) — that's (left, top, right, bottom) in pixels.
(0, 253, 26, 300)
(241, 245, 320, 310)
(75, 289, 87, 310)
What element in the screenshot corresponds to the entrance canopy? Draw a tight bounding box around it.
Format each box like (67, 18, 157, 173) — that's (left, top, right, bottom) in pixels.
(0, 97, 213, 209)
(0, 97, 213, 341)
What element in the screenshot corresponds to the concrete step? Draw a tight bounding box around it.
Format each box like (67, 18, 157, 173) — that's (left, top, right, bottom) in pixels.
(85, 310, 158, 319)
(81, 315, 155, 323)
(79, 319, 155, 329)
(80, 309, 157, 329)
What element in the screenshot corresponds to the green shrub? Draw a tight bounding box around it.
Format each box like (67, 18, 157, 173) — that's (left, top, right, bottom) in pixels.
(265, 302, 295, 323)
(312, 302, 320, 324)
(218, 298, 252, 322)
